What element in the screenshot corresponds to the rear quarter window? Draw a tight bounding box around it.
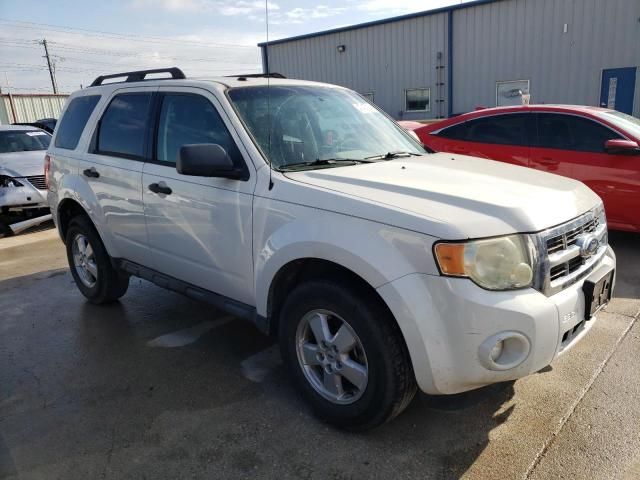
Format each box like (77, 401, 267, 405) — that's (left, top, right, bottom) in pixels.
(54, 95, 101, 150)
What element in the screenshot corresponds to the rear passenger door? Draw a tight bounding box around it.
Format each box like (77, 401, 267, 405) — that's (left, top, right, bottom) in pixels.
(436, 113, 533, 167)
(142, 87, 255, 305)
(81, 87, 155, 266)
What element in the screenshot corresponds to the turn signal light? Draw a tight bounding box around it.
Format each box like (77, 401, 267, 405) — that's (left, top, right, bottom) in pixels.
(434, 243, 466, 276)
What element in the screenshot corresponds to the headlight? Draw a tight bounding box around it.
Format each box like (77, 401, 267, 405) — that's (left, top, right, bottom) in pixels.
(595, 203, 606, 226)
(434, 234, 536, 290)
(0, 175, 23, 188)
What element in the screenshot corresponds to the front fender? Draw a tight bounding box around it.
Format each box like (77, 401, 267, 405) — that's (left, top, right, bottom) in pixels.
(253, 200, 439, 317)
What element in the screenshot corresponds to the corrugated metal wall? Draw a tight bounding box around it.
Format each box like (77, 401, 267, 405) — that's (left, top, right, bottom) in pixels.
(266, 13, 449, 120)
(264, 0, 640, 119)
(0, 94, 68, 124)
(453, 0, 640, 116)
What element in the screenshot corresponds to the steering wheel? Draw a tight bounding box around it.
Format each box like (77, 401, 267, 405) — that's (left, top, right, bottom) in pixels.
(270, 97, 320, 165)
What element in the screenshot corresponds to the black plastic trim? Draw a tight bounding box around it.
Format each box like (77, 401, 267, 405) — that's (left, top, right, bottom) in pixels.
(90, 67, 185, 87)
(116, 259, 268, 334)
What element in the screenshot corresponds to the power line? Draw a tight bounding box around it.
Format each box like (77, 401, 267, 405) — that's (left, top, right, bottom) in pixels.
(0, 19, 258, 49)
(0, 38, 260, 65)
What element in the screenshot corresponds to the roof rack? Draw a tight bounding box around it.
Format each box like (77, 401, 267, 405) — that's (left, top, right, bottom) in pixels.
(226, 73, 286, 79)
(89, 67, 186, 87)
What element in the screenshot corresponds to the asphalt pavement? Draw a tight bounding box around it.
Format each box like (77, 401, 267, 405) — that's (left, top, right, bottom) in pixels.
(0, 227, 638, 479)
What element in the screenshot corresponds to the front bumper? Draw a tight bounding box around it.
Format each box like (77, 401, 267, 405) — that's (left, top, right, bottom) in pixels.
(377, 246, 616, 395)
(0, 184, 48, 212)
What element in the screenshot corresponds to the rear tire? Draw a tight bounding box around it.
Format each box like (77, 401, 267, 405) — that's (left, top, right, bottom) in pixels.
(65, 215, 129, 304)
(279, 279, 417, 431)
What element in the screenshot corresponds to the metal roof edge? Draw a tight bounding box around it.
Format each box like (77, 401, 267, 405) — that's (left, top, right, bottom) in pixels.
(257, 0, 504, 47)
(0, 93, 69, 97)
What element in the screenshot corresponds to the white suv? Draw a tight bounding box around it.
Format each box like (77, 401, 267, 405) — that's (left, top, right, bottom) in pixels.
(46, 68, 616, 430)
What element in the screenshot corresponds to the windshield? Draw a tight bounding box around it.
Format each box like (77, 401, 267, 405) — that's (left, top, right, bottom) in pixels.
(228, 85, 425, 169)
(0, 130, 51, 154)
(598, 110, 640, 140)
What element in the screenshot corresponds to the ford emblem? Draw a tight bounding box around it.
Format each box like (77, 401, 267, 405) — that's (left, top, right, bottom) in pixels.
(576, 234, 599, 258)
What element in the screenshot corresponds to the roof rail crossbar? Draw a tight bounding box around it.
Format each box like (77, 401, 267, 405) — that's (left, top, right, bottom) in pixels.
(90, 67, 186, 87)
(226, 72, 286, 79)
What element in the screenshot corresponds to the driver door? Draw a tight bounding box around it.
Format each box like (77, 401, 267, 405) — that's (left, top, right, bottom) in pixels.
(142, 87, 256, 304)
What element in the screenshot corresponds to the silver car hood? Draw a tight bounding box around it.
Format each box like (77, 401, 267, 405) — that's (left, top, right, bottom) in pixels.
(283, 154, 601, 239)
(0, 150, 47, 178)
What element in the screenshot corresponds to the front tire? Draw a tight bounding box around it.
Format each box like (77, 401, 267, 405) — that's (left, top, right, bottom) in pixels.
(65, 216, 129, 304)
(279, 279, 417, 431)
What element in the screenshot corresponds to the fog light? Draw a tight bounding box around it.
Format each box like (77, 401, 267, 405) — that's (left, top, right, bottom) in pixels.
(479, 332, 531, 371)
(490, 340, 504, 362)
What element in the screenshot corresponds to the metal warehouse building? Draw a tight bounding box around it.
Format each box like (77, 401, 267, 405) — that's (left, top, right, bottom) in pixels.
(259, 0, 640, 120)
(0, 94, 68, 125)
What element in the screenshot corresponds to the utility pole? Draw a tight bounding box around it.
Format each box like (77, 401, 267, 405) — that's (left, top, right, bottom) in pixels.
(38, 39, 58, 94)
(4, 72, 18, 123)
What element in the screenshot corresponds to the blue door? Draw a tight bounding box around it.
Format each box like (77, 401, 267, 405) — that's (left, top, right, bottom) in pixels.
(600, 67, 637, 114)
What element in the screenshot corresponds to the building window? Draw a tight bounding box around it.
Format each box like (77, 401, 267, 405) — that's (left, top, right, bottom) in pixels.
(496, 80, 530, 107)
(405, 88, 430, 112)
(361, 92, 374, 103)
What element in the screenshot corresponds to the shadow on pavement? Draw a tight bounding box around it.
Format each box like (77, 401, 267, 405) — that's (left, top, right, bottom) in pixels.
(0, 268, 517, 479)
(608, 230, 640, 299)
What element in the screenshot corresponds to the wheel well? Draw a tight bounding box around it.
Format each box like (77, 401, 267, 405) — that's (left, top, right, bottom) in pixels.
(267, 258, 395, 337)
(57, 199, 89, 243)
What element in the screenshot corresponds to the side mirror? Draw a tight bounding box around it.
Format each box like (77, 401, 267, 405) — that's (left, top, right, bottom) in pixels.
(177, 144, 244, 179)
(604, 139, 640, 155)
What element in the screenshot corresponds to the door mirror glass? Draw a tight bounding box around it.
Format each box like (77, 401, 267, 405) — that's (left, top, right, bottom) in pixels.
(604, 139, 640, 155)
(177, 144, 241, 178)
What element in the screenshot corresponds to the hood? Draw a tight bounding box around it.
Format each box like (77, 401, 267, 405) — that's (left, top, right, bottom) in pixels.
(0, 150, 47, 178)
(283, 154, 601, 239)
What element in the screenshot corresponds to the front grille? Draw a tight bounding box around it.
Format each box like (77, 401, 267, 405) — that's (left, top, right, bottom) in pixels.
(536, 207, 607, 296)
(545, 216, 598, 255)
(549, 255, 585, 280)
(26, 175, 46, 190)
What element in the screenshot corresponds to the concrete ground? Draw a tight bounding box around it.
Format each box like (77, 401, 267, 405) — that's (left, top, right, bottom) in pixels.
(0, 227, 638, 480)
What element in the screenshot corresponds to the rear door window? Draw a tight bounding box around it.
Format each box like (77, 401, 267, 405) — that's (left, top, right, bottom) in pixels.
(95, 93, 152, 159)
(465, 114, 530, 145)
(536, 113, 622, 152)
(54, 95, 101, 150)
(438, 122, 471, 140)
(438, 114, 531, 146)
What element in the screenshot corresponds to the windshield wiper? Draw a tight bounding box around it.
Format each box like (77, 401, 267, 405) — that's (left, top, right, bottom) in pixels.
(279, 158, 374, 171)
(364, 151, 422, 160)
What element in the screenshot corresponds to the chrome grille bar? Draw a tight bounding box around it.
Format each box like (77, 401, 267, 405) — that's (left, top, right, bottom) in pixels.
(534, 206, 607, 296)
(25, 175, 46, 190)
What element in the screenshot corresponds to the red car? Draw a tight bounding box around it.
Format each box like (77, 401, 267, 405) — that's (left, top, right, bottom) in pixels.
(403, 105, 640, 233)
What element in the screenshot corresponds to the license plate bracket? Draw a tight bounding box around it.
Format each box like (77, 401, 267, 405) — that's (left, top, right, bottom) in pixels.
(582, 269, 614, 320)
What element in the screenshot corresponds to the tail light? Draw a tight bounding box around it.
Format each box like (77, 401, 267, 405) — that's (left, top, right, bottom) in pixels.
(44, 154, 51, 190)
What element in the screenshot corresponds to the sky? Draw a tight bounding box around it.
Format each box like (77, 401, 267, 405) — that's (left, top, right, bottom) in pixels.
(0, 0, 472, 94)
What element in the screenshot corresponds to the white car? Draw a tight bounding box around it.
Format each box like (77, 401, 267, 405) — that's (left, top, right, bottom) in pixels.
(46, 68, 615, 430)
(0, 125, 50, 216)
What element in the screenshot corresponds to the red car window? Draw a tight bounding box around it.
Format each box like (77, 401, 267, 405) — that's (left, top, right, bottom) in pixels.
(536, 113, 622, 152)
(439, 113, 531, 146)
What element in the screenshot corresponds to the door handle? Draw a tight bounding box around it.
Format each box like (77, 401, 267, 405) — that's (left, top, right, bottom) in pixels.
(537, 157, 559, 166)
(148, 182, 172, 195)
(83, 167, 100, 178)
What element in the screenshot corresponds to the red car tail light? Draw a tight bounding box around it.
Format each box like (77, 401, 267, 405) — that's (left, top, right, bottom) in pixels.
(44, 154, 51, 190)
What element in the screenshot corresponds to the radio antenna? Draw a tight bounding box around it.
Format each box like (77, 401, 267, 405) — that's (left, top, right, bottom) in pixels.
(265, 0, 274, 190)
